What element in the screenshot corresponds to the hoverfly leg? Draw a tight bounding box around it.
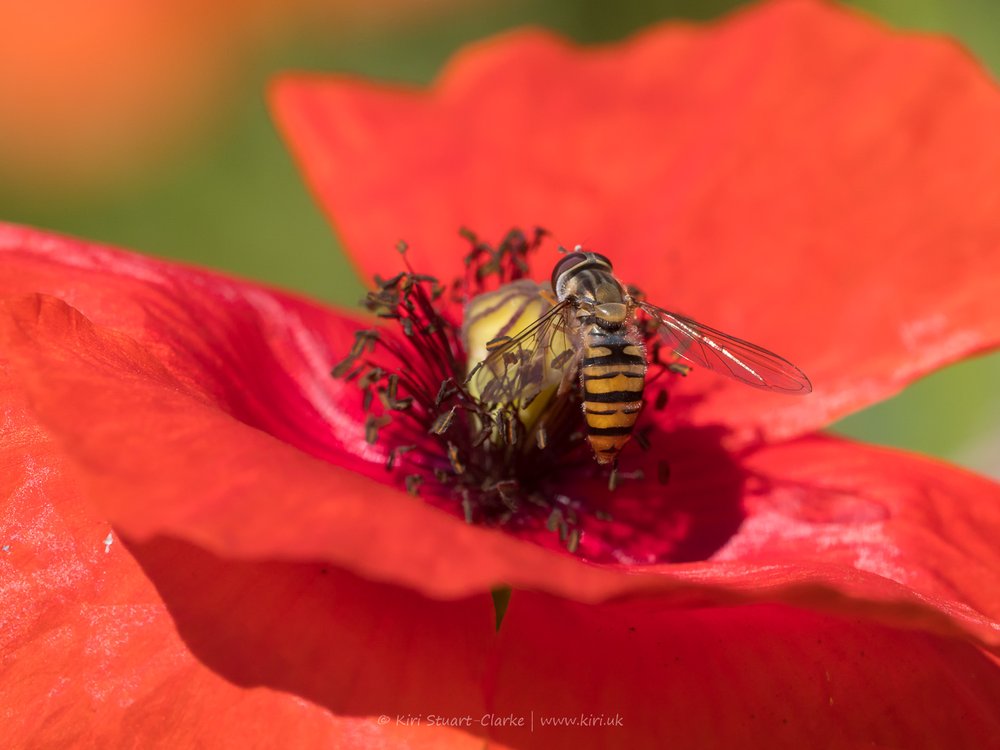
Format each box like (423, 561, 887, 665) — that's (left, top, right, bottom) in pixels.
(644, 342, 671, 387)
(608, 462, 620, 492)
(648, 341, 691, 379)
(634, 427, 651, 452)
(535, 425, 548, 450)
(667, 362, 691, 377)
(609, 463, 645, 491)
(557, 364, 577, 396)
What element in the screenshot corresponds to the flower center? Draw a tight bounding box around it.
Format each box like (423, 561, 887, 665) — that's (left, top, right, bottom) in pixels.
(334, 228, 673, 552)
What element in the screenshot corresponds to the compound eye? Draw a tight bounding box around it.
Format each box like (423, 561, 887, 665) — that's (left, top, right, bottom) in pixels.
(551, 252, 588, 290)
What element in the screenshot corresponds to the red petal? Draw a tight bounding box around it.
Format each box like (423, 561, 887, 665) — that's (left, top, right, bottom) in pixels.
(0, 221, 379, 469)
(273, 0, 1000, 442)
(0, 376, 492, 746)
(0, 225, 561, 598)
(729, 435, 1000, 628)
(489, 595, 1000, 749)
(554, 433, 1000, 651)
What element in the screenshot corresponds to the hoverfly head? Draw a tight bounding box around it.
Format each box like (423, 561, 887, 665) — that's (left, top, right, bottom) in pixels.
(551, 250, 614, 294)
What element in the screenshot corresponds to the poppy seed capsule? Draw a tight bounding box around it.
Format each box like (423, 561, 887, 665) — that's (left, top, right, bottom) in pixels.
(462, 278, 569, 435)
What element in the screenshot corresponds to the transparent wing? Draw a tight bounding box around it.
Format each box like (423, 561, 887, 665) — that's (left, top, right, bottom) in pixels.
(638, 301, 812, 394)
(466, 300, 579, 405)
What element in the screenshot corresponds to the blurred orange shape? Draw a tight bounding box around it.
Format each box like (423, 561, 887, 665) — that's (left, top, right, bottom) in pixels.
(0, 0, 484, 192)
(0, 1, 253, 190)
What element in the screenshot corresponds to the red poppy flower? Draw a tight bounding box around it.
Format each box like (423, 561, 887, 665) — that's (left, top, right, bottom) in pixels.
(4, 0, 1000, 746)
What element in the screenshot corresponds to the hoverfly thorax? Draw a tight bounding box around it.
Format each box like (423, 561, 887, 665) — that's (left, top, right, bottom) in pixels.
(590, 303, 629, 331)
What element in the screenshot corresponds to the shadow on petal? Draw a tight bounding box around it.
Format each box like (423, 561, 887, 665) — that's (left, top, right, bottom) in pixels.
(552, 424, 747, 565)
(127, 536, 496, 721)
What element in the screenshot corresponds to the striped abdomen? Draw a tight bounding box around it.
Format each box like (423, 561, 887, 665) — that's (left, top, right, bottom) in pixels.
(580, 326, 646, 464)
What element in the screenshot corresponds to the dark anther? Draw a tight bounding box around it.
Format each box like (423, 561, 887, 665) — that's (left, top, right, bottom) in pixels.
(566, 527, 581, 554)
(365, 414, 391, 445)
(430, 406, 458, 435)
(654, 390, 669, 410)
(405, 474, 423, 496)
(447, 442, 465, 475)
(385, 444, 416, 471)
(435, 378, 458, 407)
(657, 460, 671, 485)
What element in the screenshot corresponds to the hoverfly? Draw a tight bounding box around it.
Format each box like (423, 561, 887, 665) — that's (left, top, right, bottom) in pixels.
(465, 250, 812, 465)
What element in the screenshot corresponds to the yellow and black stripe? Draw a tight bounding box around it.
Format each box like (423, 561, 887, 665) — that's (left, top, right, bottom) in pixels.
(580, 329, 646, 464)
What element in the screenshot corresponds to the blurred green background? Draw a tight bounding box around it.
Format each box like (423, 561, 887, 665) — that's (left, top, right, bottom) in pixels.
(2, 0, 998, 477)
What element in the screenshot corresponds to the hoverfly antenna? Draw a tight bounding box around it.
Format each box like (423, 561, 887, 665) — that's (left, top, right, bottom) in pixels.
(557, 245, 570, 255)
